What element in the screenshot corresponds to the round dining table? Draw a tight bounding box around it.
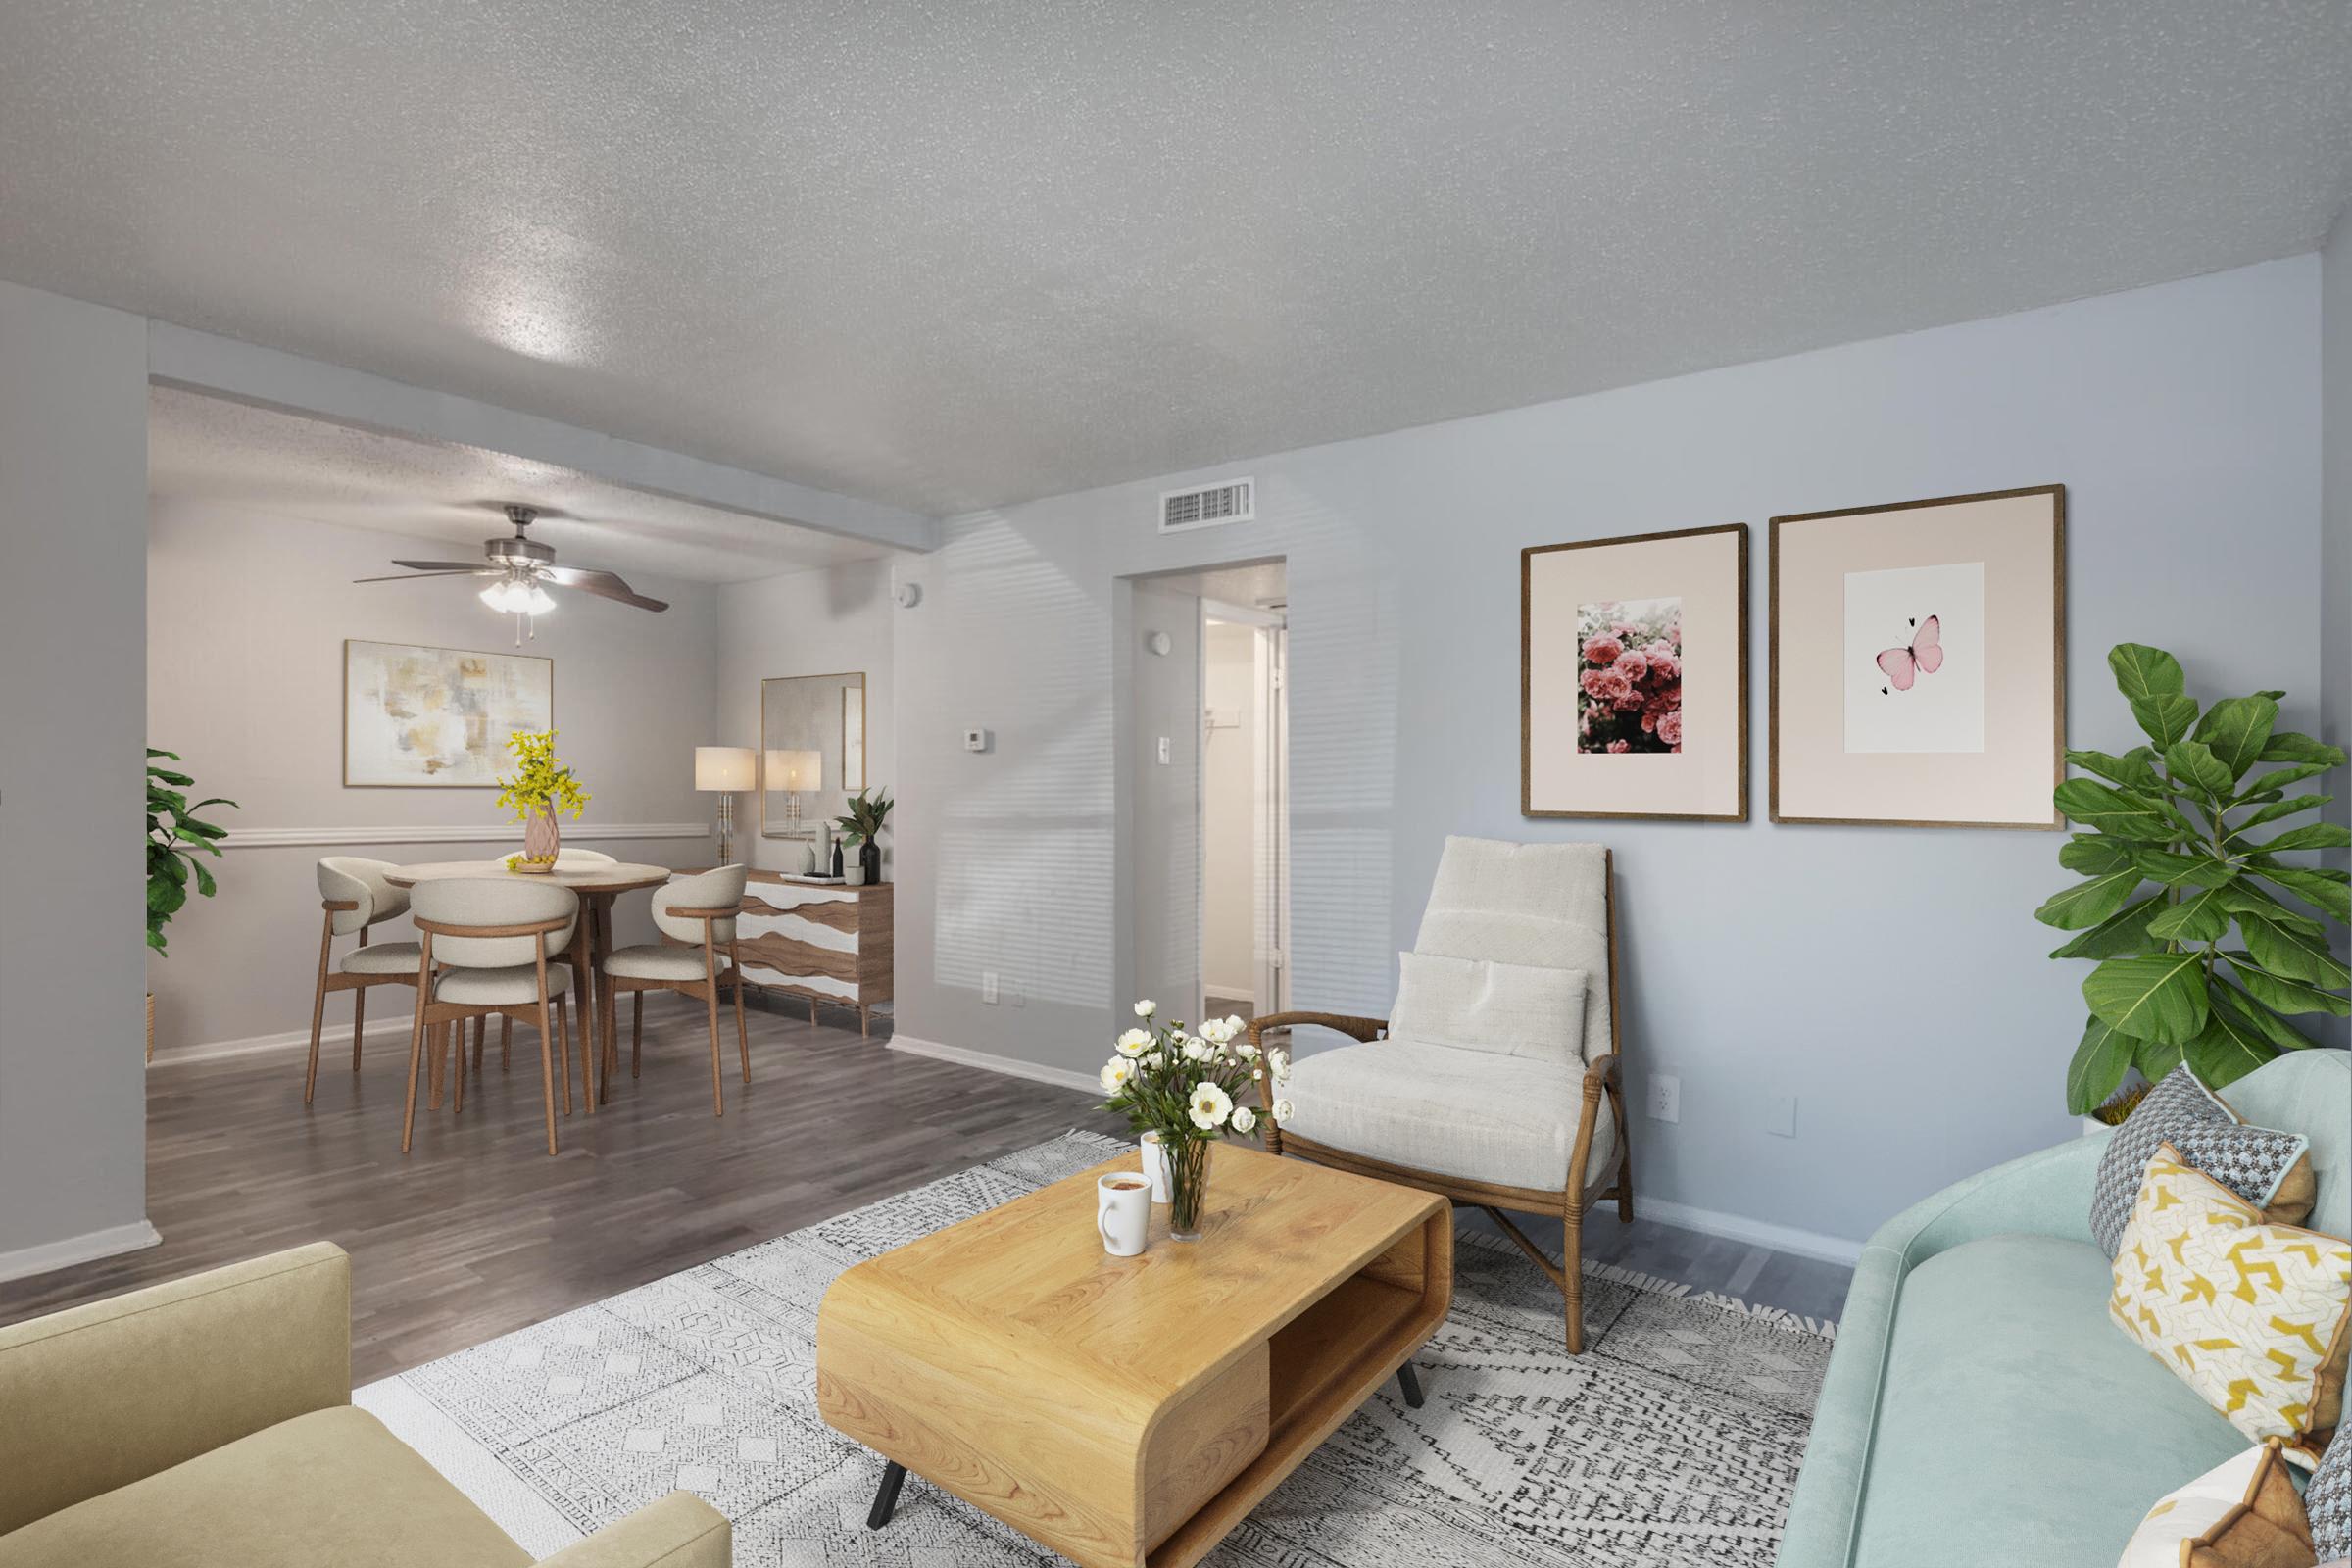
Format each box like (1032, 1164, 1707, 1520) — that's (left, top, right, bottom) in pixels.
(384, 859, 674, 1113)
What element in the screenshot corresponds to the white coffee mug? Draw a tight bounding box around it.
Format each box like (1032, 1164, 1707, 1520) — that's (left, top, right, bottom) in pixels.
(1097, 1173, 1152, 1257)
(1139, 1131, 1171, 1204)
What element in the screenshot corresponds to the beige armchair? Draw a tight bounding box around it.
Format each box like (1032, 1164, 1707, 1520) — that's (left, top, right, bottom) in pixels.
(1253, 836, 1633, 1353)
(0, 1244, 729, 1567)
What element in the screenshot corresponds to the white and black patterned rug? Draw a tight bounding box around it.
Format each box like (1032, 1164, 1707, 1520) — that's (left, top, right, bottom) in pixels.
(358, 1133, 1832, 1566)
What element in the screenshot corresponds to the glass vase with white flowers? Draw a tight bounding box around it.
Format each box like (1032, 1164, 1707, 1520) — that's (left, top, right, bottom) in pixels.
(1099, 1000, 1293, 1242)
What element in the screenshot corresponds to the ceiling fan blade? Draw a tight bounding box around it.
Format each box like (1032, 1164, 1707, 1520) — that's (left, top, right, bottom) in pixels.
(391, 559, 495, 572)
(544, 565, 669, 612)
(352, 569, 497, 583)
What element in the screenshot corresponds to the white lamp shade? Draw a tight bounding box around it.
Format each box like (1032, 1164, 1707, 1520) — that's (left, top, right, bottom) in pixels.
(695, 746, 758, 792)
(764, 749, 823, 792)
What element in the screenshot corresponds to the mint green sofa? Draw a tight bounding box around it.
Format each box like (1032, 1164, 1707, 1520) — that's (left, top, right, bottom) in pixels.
(1776, 1050, 2350, 1567)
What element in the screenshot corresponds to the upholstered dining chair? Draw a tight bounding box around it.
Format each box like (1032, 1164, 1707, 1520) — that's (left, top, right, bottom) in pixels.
(304, 858, 423, 1103)
(600, 865, 750, 1116)
(553, 847, 617, 866)
(402, 879, 579, 1156)
(1250, 836, 1633, 1353)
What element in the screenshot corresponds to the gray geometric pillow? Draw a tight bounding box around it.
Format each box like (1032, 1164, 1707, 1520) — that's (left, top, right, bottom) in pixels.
(2314, 1432, 2350, 1561)
(2088, 1065, 2310, 1257)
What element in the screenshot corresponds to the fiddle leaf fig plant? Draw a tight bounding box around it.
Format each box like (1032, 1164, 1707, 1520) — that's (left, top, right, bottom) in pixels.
(148, 748, 237, 956)
(2039, 645, 2348, 1114)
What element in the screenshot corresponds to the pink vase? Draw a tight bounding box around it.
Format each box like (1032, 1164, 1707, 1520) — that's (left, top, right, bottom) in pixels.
(522, 804, 561, 868)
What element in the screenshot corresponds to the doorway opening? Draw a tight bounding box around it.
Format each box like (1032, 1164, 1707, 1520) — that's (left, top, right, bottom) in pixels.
(1200, 595, 1288, 1021)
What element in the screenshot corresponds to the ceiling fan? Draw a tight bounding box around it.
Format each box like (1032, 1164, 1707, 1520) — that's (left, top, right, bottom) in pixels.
(355, 504, 668, 643)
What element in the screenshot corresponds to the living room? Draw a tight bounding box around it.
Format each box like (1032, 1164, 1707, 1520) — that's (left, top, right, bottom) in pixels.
(2, 6, 2349, 1567)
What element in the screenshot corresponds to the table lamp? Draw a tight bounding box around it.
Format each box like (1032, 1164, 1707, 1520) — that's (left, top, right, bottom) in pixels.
(764, 749, 823, 834)
(695, 746, 757, 863)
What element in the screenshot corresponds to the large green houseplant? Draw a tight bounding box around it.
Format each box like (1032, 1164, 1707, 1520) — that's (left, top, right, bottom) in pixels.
(148, 748, 235, 955)
(2038, 644, 2348, 1114)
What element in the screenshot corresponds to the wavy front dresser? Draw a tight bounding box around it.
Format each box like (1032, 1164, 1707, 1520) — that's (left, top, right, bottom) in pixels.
(734, 871, 893, 1036)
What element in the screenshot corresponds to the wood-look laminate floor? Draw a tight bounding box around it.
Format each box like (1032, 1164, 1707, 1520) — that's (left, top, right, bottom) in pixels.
(2, 997, 1850, 1381)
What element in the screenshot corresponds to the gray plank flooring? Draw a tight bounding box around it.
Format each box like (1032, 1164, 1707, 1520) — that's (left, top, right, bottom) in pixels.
(1, 996, 1848, 1381)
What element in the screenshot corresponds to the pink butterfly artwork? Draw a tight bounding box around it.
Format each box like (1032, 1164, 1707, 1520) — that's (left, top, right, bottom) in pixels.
(1877, 614, 1943, 694)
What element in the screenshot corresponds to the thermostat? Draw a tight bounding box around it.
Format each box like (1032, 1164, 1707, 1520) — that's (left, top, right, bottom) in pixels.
(963, 728, 992, 753)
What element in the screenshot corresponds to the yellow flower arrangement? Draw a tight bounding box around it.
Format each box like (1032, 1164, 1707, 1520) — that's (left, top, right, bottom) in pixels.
(494, 730, 590, 868)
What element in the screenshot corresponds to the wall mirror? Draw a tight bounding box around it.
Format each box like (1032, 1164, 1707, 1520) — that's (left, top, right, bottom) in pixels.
(761, 671, 866, 838)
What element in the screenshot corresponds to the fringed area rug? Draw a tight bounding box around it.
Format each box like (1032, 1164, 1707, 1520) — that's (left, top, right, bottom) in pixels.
(359, 1132, 1832, 1566)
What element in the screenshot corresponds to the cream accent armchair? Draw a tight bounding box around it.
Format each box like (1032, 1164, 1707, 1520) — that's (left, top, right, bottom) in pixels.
(1254, 836, 1634, 1352)
(0, 1244, 730, 1567)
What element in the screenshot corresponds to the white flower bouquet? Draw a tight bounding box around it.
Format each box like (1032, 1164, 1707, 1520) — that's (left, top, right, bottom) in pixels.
(1099, 1000, 1290, 1240)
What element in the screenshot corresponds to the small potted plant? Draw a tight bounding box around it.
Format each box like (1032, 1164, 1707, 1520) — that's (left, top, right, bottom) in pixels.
(495, 730, 590, 872)
(148, 748, 236, 1058)
(833, 787, 893, 886)
(1100, 1002, 1290, 1241)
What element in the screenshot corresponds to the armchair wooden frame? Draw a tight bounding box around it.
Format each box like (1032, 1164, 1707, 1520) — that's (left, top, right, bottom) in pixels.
(303, 898, 420, 1104)
(1250, 856, 1633, 1354)
(401, 913, 576, 1156)
(604, 906, 750, 1118)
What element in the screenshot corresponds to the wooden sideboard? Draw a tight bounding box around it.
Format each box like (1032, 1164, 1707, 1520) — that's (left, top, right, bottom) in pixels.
(734, 871, 893, 1036)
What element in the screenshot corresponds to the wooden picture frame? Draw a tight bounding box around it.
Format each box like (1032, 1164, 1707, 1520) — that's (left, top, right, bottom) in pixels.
(1769, 484, 2065, 828)
(1522, 522, 1749, 821)
(343, 639, 554, 788)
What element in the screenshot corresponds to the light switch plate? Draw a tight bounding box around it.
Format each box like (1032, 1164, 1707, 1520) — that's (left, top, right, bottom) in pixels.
(1156, 736, 1171, 764)
(981, 970, 1000, 1004)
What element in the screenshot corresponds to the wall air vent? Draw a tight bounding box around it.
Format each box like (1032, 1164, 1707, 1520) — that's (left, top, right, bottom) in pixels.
(1158, 478, 1254, 534)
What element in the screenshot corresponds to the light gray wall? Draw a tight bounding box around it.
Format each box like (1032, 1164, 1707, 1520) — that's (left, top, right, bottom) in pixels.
(2326, 209, 2352, 1025)
(1123, 582, 1204, 1015)
(714, 557, 897, 876)
(0, 279, 153, 1263)
(1203, 621, 1258, 1003)
(893, 256, 2327, 1251)
(145, 501, 719, 1049)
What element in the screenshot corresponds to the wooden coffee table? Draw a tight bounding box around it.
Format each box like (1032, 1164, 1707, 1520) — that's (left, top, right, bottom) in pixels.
(815, 1142, 1451, 1568)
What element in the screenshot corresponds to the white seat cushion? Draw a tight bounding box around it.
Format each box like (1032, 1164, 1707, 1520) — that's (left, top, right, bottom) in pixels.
(434, 963, 573, 1006)
(1283, 1038, 1616, 1194)
(340, 941, 422, 976)
(603, 944, 716, 982)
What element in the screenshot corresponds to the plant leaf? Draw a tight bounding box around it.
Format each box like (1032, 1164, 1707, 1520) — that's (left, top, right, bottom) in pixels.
(2213, 982, 2326, 1052)
(2048, 896, 2164, 959)
(2068, 748, 2163, 791)
(2082, 952, 2211, 1044)
(2222, 953, 2352, 1017)
(2034, 867, 2146, 930)
(2183, 1006, 2277, 1089)
(2053, 780, 2171, 841)
(2228, 794, 2332, 837)
(2146, 887, 2231, 943)
(2260, 730, 2347, 767)
(2130, 694, 2200, 750)
(190, 859, 217, 899)
(2190, 695, 2279, 780)
(2241, 763, 2333, 798)
(2248, 861, 2352, 922)
(2130, 847, 2236, 890)
(145, 766, 194, 787)
(2109, 643, 2186, 701)
(2058, 835, 2135, 875)
(2217, 880, 2328, 937)
(2237, 906, 2351, 986)
(2132, 1035, 2185, 1080)
(2066, 1017, 2133, 1115)
(2161, 740, 2235, 799)
(2254, 822, 2352, 854)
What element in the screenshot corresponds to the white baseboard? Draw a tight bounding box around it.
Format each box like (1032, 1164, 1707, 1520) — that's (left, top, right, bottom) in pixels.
(1631, 1195, 1864, 1266)
(886, 1034, 1101, 1096)
(154, 1017, 416, 1066)
(0, 1219, 163, 1285)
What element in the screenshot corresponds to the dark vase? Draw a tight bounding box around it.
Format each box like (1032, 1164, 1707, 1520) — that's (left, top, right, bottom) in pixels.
(831, 838, 845, 878)
(860, 840, 882, 884)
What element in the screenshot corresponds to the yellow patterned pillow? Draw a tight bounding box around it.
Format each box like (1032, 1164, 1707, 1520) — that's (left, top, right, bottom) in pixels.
(2111, 1143, 2352, 1464)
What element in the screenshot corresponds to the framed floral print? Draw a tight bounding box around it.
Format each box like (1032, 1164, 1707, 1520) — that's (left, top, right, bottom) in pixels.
(1522, 522, 1749, 821)
(1769, 484, 2065, 828)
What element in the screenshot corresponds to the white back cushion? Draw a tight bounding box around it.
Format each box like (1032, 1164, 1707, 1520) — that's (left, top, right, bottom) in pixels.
(411, 878, 577, 968)
(654, 865, 748, 945)
(317, 857, 409, 935)
(1414, 837, 1612, 1059)
(1388, 951, 1588, 1067)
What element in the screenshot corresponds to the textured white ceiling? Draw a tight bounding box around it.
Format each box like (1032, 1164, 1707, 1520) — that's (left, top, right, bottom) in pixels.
(147, 386, 895, 583)
(10, 3, 2351, 514)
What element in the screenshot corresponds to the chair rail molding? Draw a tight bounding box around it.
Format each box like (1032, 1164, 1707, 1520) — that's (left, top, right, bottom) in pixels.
(221, 822, 709, 850)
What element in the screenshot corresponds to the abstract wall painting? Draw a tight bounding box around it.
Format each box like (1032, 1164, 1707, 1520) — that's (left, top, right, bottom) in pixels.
(1524, 523, 1747, 820)
(1771, 486, 2063, 827)
(343, 639, 554, 787)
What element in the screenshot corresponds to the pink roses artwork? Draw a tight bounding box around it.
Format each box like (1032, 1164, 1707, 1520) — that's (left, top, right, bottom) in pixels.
(1576, 597, 1683, 754)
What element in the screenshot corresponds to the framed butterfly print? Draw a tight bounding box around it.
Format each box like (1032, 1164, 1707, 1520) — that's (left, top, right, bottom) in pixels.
(1769, 484, 2065, 828)
(1522, 522, 1748, 821)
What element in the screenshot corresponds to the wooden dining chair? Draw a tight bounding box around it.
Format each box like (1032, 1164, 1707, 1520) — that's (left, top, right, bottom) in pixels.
(305, 858, 423, 1103)
(402, 878, 579, 1156)
(600, 866, 751, 1116)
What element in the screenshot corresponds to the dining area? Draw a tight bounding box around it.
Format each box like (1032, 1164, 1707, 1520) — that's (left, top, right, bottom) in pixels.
(303, 852, 754, 1154)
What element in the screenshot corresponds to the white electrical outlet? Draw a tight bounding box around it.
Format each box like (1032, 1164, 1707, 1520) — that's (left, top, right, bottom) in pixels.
(1156, 736, 1171, 764)
(981, 970, 1000, 1004)
(1646, 1073, 1681, 1124)
(1766, 1095, 1797, 1138)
